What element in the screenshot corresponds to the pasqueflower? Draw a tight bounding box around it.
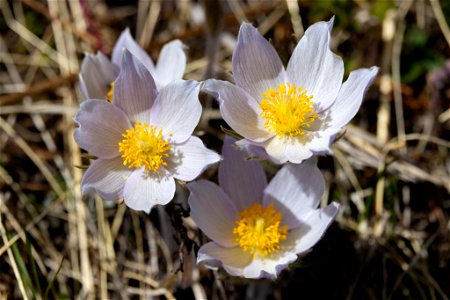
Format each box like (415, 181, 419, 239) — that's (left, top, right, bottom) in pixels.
(75, 50, 220, 213)
(187, 136, 339, 279)
(80, 28, 186, 100)
(204, 19, 378, 164)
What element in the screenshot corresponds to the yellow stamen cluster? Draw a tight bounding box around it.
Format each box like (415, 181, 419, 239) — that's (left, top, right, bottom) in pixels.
(118, 120, 171, 172)
(107, 81, 114, 102)
(259, 83, 318, 137)
(233, 203, 288, 258)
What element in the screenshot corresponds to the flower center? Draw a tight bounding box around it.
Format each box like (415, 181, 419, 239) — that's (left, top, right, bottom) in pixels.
(107, 81, 114, 102)
(259, 83, 317, 137)
(232, 203, 288, 258)
(118, 120, 171, 172)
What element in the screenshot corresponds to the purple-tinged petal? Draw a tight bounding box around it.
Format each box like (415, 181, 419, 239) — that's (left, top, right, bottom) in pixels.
(114, 50, 157, 123)
(111, 28, 155, 73)
(187, 180, 238, 247)
(197, 242, 252, 276)
(286, 17, 344, 112)
(235, 139, 271, 161)
(154, 40, 186, 88)
(150, 80, 201, 143)
(233, 23, 287, 100)
(328, 66, 379, 129)
(298, 67, 378, 155)
(123, 168, 176, 213)
(79, 52, 119, 100)
(74, 100, 131, 159)
(171, 136, 220, 182)
(219, 136, 267, 211)
(81, 157, 131, 201)
(203, 79, 273, 142)
(288, 202, 339, 255)
(263, 159, 324, 229)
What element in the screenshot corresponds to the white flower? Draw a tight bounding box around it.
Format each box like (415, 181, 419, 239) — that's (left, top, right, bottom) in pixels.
(187, 136, 339, 279)
(79, 28, 186, 100)
(203, 18, 378, 164)
(74, 50, 220, 213)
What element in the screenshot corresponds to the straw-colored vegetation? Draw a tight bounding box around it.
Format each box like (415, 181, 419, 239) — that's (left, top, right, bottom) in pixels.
(0, 0, 449, 299)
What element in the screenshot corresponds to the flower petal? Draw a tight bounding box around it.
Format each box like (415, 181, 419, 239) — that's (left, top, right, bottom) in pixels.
(150, 80, 201, 143)
(79, 52, 119, 100)
(286, 18, 344, 112)
(81, 157, 131, 201)
(111, 28, 155, 73)
(300, 67, 378, 154)
(284, 139, 314, 164)
(197, 242, 252, 276)
(171, 136, 220, 182)
(328, 66, 379, 129)
(113, 50, 158, 123)
(154, 40, 186, 88)
(263, 159, 324, 229)
(263, 136, 289, 164)
(233, 23, 287, 100)
(264, 135, 314, 164)
(197, 242, 298, 279)
(288, 202, 339, 255)
(74, 100, 131, 159)
(302, 127, 335, 155)
(203, 79, 272, 142)
(235, 139, 271, 160)
(242, 251, 298, 279)
(187, 180, 238, 247)
(123, 168, 176, 213)
(219, 136, 267, 211)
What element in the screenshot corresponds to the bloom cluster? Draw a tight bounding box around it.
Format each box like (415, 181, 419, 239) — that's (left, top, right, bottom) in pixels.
(74, 19, 378, 279)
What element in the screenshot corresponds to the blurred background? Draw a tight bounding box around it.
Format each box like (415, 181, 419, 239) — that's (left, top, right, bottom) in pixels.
(0, 0, 449, 299)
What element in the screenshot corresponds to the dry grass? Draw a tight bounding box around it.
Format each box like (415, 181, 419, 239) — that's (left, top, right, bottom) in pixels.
(0, 0, 449, 299)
